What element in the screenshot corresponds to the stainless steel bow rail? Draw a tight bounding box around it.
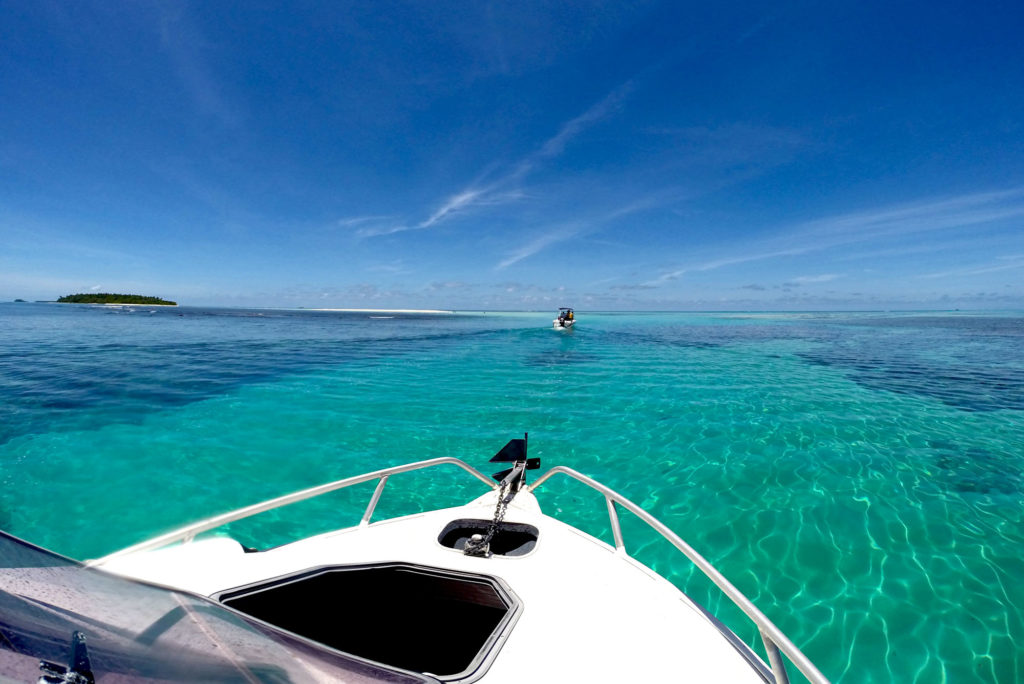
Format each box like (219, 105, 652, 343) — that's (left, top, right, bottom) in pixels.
(89, 457, 496, 565)
(528, 466, 830, 684)
(90, 457, 829, 684)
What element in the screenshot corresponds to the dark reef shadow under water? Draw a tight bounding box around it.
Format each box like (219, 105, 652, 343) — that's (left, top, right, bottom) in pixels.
(797, 315, 1024, 413)
(798, 350, 1024, 412)
(931, 445, 1023, 496)
(0, 305, 500, 446)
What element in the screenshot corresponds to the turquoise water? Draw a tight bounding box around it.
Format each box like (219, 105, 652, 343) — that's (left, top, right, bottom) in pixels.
(2, 303, 1023, 683)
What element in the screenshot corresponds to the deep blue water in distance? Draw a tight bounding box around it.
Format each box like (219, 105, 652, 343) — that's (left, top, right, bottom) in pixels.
(2, 303, 1023, 683)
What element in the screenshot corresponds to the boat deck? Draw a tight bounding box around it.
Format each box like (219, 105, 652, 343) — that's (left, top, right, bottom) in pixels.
(100, 490, 769, 683)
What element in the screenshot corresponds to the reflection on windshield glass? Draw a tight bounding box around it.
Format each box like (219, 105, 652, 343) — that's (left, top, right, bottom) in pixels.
(0, 531, 431, 682)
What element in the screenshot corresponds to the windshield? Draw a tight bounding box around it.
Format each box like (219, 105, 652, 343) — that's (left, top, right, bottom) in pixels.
(0, 531, 432, 683)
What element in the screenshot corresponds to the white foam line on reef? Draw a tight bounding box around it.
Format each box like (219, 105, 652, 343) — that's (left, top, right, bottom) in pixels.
(308, 308, 456, 314)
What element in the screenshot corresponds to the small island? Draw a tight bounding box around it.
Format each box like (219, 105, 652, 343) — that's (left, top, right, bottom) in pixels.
(57, 293, 177, 306)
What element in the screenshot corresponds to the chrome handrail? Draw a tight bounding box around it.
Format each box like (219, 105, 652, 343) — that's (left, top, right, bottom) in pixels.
(528, 466, 830, 684)
(89, 457, 495, 567)
(89, 456, 828, 683)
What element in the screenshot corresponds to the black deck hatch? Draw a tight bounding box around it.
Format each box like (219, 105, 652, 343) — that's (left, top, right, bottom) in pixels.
(216, 563, 520, 682)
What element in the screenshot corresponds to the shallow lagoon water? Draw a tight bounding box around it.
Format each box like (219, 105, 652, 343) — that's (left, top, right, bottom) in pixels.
(1, 303, 1022, 682)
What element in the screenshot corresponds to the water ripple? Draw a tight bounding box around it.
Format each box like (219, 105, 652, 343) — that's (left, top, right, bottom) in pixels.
(2, 306, 1023, 683)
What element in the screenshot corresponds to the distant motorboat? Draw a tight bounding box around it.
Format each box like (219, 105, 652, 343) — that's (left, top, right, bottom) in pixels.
(553, 307, 575, 329)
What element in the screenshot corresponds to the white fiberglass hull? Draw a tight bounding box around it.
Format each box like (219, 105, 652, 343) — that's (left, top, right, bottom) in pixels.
(97, 490, 769, 683)
(88, 458, 829, 684)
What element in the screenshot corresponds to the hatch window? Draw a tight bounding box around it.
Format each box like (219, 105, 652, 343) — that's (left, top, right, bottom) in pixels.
(217, 563, 520, 682)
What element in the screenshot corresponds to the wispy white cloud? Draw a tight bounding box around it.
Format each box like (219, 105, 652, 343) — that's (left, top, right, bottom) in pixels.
(157, 7, 240, 126)
(365, 259, 408, 274)
(649, 123, 806, 170)
(536, 82, 632, 161)
(494, 193, 670, 270)
(645, 245, 807, 285)
(919, 256, 1024, 279)
(2, 213, 144, 263)
(647, 186, 1024, 286)
(835, 236, 1014, 261)
(419, 187, 496, 229)
(610, 283, 657, 291)
(789, 273, 843, 284)
(643, 268, 687, 286)
(360, 81, 634, 240)
(427, 280, 472, 291)
(356, 223, 414, 238)
(355, 187, 527, 238)
(337, 215, 395, 228)
(797, 187, 1024, 242)
(496, 223, 582, 270)
(694, 247, 808, 272)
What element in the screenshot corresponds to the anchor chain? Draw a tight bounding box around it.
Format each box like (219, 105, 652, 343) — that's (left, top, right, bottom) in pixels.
(464, 480, 511, 557)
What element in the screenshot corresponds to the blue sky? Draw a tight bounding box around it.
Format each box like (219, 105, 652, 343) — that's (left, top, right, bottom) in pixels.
(2, 1, 1023, 310)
